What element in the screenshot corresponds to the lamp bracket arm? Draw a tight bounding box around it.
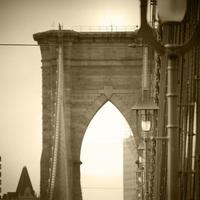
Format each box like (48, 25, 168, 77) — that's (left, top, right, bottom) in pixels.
(176, 22, 200, 55)
(140, 0, 148, 25)
(139, 0, 165, 54)
(164, 22, 200, 56)
(138, 24, 165, 55)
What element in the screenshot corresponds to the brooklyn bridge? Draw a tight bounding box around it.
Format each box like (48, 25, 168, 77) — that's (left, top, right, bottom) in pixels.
(32, 0, 200, 200)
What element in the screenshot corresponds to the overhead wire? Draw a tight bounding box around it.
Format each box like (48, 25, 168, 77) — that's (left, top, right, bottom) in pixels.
(0, 43, 39, 46)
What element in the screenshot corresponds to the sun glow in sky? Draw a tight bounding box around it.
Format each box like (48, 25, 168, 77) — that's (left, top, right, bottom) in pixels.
(99, 12, 128, 27)
(81, 102, 132, 200)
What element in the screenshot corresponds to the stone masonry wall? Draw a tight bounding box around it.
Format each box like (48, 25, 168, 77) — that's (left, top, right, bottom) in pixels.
(33, 30, 143, 200)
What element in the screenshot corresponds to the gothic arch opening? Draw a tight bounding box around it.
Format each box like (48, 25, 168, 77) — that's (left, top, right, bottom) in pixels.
(80, 101, 137, 200)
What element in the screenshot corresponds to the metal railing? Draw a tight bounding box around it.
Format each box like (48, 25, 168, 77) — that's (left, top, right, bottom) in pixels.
(67, 25, 139, 32)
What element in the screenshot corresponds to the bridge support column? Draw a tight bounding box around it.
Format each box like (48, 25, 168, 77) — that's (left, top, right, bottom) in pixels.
(73, 161, 82, 200)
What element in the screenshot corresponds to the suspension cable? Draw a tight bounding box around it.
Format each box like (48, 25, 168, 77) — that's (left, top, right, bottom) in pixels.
(48, 24, 64, 200)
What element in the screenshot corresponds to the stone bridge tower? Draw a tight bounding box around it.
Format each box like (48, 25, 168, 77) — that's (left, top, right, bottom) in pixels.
(33, 30, 145, 200)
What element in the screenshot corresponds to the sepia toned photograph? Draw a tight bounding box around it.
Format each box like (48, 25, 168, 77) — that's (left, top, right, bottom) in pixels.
(0, 0, 199, 200)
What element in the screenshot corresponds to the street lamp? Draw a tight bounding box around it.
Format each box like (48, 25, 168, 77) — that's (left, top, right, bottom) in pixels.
(132, 98, 159, 133)
(157, 0, 187, 23)
(132, 98, 158, 200)
(136, 144, 145, 200)
(137, 144, 145, 168)
(137, 0, 200, 200)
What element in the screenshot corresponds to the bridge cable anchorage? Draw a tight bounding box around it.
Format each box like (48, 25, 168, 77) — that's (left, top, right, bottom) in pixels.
(48, 24, 68, 200)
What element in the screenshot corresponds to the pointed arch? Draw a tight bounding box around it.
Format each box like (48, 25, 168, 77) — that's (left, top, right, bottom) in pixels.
(80, 100, 138, 200)
(71, 91, 140, 162)
(81, 100, 134, 151)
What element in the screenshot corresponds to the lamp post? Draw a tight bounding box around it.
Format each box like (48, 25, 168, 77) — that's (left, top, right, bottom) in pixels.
(132, 99, 159, 200)
(137, 0, 200, 199)
(136, 144, 145, 200)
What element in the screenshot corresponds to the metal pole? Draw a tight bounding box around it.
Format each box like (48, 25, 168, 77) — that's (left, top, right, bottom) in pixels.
(144, 132, 149, 200)
(142, 169, 145, 200)
(142, 46, 149, 92)
(166, 54, 179, 200)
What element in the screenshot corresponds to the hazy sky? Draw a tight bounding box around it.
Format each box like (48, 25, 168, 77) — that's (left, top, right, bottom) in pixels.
(0, 0, 140, 197)
(81, 102, 133, 200)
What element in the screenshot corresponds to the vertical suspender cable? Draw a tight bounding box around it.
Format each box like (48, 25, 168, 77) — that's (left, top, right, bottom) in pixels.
(49, 24, 64, 200)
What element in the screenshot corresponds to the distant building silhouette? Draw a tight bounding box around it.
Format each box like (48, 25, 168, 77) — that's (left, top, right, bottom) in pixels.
(0, 156, 1, 199)
(2, 166, 37, 200)
(123, 136, 137, 200)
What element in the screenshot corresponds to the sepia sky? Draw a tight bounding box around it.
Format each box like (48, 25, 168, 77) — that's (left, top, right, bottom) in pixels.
(0, 0, 140, 198)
